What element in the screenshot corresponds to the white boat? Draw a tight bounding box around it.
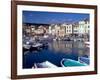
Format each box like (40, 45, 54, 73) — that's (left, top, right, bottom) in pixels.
(84, 41, 90, 48)
(32, 61, 58, 68)
(43, 35, 49, 38)
(32, 43, 42, 48)
(85, 41, 90, 45)
(53, 38, 57, 41)
(23, 44, 31, 49)
(23, 44, 31, 52)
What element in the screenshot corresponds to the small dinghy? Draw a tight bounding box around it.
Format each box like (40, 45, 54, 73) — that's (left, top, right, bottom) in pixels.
(61, 58, 87, 67)
(30, 43, 43, 51)
(23, 44, 31, 52)
(32, 61, 58, 68)
(84, 41, 90, 48)
(78, 57, 90, 65)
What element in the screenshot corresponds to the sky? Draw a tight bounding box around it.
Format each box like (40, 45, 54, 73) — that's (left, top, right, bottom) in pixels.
(23, 11, 89, 24)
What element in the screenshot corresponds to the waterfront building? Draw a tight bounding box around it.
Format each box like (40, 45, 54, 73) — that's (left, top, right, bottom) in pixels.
(73, 23, 79, 35)
(34, 25, 44, 35)
(23, 23, 32, 37)
(48, 26, 52, 34)
(48, 24, 66, 37)
(31, 25, 35, 31)
(84, 20, 90, 34)
(55, 24, 60, 37)
(49, 24, 72, 37)
(78, 20, 89, 35)
(62, 24, 72, 36)
(77, 19, 90, 41)
(49, 24, 56, 36)
(84, 20, 90, 41)
(78, 21, 86, 35)
(59, 25, 66, 37)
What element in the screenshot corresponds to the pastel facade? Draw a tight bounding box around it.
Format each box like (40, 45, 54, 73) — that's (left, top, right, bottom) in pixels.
(73, 23, 79, 35)
(65, 24, 73, 35)
(78, 20, 90, 35)
(23, 19, 90, 38)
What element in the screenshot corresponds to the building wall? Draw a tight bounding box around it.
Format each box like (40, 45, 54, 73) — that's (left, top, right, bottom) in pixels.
(78, 21, 86, 34)
(78, 20, 90, 35)
(73, 23, 79, 34)
(65, 24, 73, 35)
(85, 21, 90, 34)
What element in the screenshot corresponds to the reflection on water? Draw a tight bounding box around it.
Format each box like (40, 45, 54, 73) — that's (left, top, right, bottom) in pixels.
(49, 41, 89, 56)
(23, 41, 89, 68)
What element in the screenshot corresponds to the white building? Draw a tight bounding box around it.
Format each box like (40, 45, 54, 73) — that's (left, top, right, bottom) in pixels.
(78, 21, 86, 34)
(62, 24, 72, 35)
(49, 24, 56, 35)
(49, 26, 52, 34)
(30, 25, 35, 32)
(73, 23, 79, 35)
(49, 24, 66, 37)
(78, 20, 90, 35)
(34, 25, 44, 34)
(55, 24, 60, 36)
(84, 21, 90, 34)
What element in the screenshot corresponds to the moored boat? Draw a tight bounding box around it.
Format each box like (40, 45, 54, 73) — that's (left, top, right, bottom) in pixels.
(84, 41, 90, 48)
(23, 44, 31, 52)
(61, 58, 87, 67)
(78, 57, 90, 65)
(32, 61, 58, 68)
(23, 42, 49, 52)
